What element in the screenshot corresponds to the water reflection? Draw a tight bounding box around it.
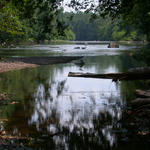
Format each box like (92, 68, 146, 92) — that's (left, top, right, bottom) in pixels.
(0, 52, 148, 149)
(27, 63, 122, 149)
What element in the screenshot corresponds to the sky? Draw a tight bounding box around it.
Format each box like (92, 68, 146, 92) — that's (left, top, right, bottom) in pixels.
(61, 0, 73, 12)
(61, 0, 98, 12)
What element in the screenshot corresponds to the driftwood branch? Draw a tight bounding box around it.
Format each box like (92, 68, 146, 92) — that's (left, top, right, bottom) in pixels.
(131, 98, 150, 109)
(68, 68, 150, 81)
(135, 89, 150, 98)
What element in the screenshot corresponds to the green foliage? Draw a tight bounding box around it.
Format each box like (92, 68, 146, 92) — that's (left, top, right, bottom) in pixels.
(0, 1, 25, 46)
(120, 0, 150, 40)
(63, 12, 145, 41)
(1, 0, 149, 45)
(96, 17, 114, 41)
(68, 12, 99, 41)
(0, 0, 72, 46)
(112, 30, 126, 41)
(63, 29, 76, 40)
(72, 0, 150, 41)
(30, 1, 64, 43)
(133, 47, 150, 65)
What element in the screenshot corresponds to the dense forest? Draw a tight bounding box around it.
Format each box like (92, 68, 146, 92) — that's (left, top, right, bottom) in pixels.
(0, 0, 74, 46)
(0, 0, 150, 46)
(64, 12, 146, 41)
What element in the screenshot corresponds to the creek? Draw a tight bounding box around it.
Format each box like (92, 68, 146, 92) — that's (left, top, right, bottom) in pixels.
(0, 43, 149, 149)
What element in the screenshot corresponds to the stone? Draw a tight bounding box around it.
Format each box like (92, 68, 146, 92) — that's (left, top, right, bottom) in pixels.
(108, 42, 119, 48)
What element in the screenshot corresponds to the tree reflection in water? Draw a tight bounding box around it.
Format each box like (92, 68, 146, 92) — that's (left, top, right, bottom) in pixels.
(0, 47, 148, 149)
(29, 76, 122, 149)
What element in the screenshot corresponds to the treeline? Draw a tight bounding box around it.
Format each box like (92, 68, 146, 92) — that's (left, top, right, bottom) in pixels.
(0, 0, 147, 47)
(64, 12, 146, 41)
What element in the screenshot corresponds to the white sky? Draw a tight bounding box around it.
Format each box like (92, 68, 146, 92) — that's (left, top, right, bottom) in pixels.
(61, 0, 73, 12)
(61, 0, 98, 12)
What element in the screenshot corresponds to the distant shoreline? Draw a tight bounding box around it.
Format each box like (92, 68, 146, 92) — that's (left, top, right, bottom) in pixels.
(0, 40, 147, 49)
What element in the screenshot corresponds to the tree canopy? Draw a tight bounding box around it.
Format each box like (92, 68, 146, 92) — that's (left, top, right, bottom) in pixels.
(0, 0, 72, 46)
(0, 0, 150, 46)
(70, 0, 150, 41)
(63, 11, 145, 41)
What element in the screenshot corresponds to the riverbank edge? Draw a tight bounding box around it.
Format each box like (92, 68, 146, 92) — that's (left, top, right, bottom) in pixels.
(0, 56, 83, 73)
(0, 61, 38, 73)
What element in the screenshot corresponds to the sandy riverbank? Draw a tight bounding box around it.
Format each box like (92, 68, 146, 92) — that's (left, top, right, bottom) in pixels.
(0, 56, 82, 73)
(0, 61, 37, 73)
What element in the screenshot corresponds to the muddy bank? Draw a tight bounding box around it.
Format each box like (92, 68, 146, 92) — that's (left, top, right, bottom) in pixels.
(0, 62, 37, 73)
(0, 93, 31, 149)
(8, 56, 83, 65)
(0, 135, 33, 150)
(0, 56, 82, 73)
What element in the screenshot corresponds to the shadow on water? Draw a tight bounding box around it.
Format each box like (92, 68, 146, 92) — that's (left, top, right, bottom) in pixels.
(0, 44, 149, 149)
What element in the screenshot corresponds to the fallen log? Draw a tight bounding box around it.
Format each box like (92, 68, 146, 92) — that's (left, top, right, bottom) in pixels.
(68, 68, 150, 81)
(131, 98, 150, 109)
(135, 89, 150, 98)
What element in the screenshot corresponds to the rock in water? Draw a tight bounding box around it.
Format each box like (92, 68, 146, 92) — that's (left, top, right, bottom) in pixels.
(74, 47, 80, 49)
(108, 42, 119, 48)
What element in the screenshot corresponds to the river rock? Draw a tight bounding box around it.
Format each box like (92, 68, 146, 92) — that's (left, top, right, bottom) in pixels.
(108, 42, 119, 48)
(74, 47, 80, 49)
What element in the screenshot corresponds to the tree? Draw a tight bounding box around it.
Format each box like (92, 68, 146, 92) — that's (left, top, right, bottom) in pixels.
(12, 0, 67, 43)
(63, 11, 144, 41)
(0, 1, 25, 46)
(69, 0, 150, 41)
(115, 0, 150, 41)
(0, 0, 68, 45)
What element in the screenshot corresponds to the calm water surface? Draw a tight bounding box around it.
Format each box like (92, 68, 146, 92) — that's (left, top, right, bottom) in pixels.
(0, 44, 149, 149)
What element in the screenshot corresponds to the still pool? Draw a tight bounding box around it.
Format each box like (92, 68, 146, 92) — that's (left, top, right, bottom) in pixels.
(0, 44, 149, 149)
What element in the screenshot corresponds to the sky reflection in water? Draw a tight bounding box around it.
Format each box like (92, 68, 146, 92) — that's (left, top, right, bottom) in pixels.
(0, 44, 144, 149)
(28, 65, 122, 148)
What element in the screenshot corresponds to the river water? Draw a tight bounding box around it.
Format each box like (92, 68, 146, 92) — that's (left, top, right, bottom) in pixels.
(0, 44, 149, 149)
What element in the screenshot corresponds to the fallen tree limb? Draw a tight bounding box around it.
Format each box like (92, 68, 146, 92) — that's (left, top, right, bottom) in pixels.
(131, 98, 150, 109)
(135, 89, 150, 98)
(68, 69, 150, 81)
